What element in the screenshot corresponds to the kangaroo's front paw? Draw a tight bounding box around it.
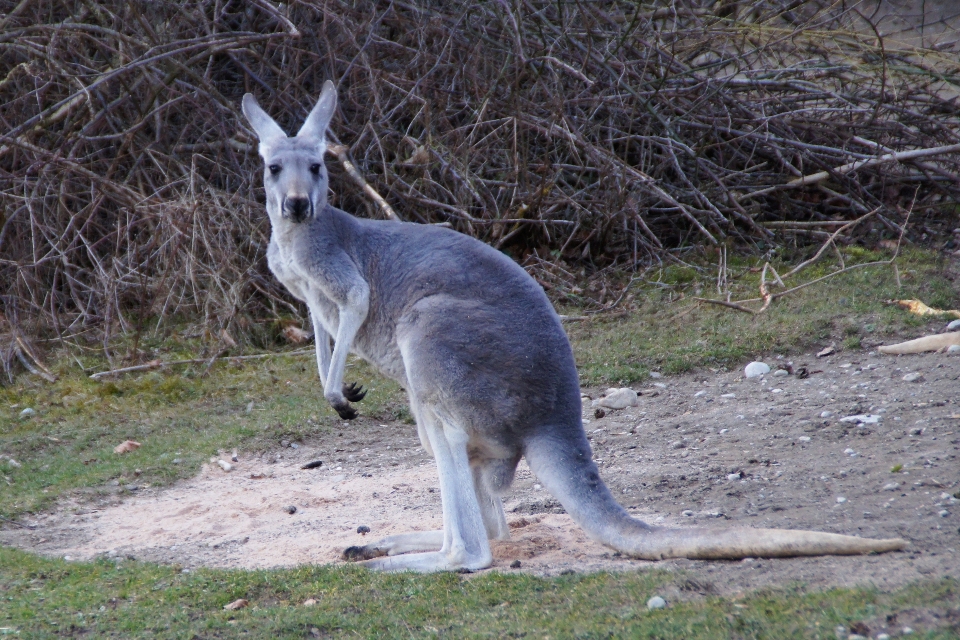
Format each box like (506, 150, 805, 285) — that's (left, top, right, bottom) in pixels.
(342, 545, 387, 561)
(332, 400, 358, 420)
(342, 382, 367, 403)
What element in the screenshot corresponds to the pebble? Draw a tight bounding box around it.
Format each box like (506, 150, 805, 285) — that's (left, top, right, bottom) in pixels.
(947, 319, 960, 330)
(284, 505, 297, 514)
(727, 473, 742, 481)
(883, 482, 900, 491)
(820, 410, 834, 419)
(682, 510, 694, 516)
(19, 407, 35, 419)
(843, 448, 857, 456)
(357, 525, 371, 535)
(216, 460, 233, 472)
(948, 344, 960, 354)
(839, 414, 880, 425)
(744, 361, 770, 378)
(510, 560, 522, 568)
(693, 390, 707, 397)
(902, 372, 923, 383)
(649, 371, 663, 379)
(834, 626, 847, 640)
(798, 436, 811, 442)
(836, 496, 847, 504)
(171, 458, 182, 465)
(598, 388, 639, 409)
(939, 510, 950, 517)
(772, 369, 789, 377)
(720, 393, 736, 399)
(876, 634, 891, 640)
(125, 484, 139, 492)
(646, 596, 666, 610)
(903, 628, 914, 635)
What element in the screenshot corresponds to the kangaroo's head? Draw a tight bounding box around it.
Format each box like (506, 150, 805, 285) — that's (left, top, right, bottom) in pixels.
(241, 81, 337, 224)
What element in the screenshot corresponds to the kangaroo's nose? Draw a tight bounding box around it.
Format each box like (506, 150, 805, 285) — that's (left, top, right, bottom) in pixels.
(285, 197, 311, 222)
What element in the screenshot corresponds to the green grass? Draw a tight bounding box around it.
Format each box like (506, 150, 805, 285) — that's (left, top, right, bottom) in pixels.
(1, 547, 957, 638)
(1, 246, 958, 637)
(566, 247, 957, 384)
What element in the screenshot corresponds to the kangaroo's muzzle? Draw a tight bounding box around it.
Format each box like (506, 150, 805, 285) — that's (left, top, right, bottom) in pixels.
(283, 197, 313, 222)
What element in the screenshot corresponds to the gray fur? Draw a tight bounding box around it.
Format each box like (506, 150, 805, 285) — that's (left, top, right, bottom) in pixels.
(242, 83, 906, 572)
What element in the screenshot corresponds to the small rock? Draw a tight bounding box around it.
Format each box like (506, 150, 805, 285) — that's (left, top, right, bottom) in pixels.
(649, 371, 662, 379)
(693, 390, 707, 397)
(902, 372, 924, 383)
(217, 460, 233, 472)
(939, 510, 950, 517)
(798, 436, 811, 442)
(947, 319, 960, 331)
(646, 596, 666, 610)
(839, 414, 880, 425)
(223, 598, 248, 611)
(948, 344, 960, 354)
(910, 427, 923, 436)
(883, 482, 900, 491)
(744, 361, 770, 378)
(670, 441, 686, 450)
(231, 452, 239, 462)
(301, 460, 323, 470)
(652, 382, 667, 389)
(843, 448, 857, 456)
(357, 525, 371, 535)
(280, 440, 291, 448)
(902, 628, 914, 635)
(3, 457, 21, 469)
(303, 598, 318, 606)
(772, 369, 789, 377)
(594, 407, 606, 419)
(125, 484, 139, 492)
(720, 393, 736, 399)
(284, 505, 297, 514)
(171, 458, 182, 464)
(817, 346, 836, 357)
(820, 410, 834, 419)
(19, 407, 36, 419)
(598, 388, 639, 409)
(510, 560, 522, 568)
(682, 510, 694, 516)
(847, 635, 867, 640)
(876, 634, 891, 640)
(727, 473, 742, 481)
(836, 496, 847, 504)
(834, 625, 847, 640)
(245, 401, 255, 413)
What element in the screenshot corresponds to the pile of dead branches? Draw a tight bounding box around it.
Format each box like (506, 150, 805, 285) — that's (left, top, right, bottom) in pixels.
(1, 0, 959, 358)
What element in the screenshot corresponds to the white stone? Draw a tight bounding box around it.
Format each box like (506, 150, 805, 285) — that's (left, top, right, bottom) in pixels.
(773, 369, 789, 377)
(820, 410, 834, 419)
(839, 414, 881, 424)
(720, 393, 736, 399)
(947, 319, 960, 330)
(902, 372, 924, 383)
(216, 460, 233, 472)
(19, 407, 35, 419)
(836, 496, 847, 503)
(649, 371, 663, 379)
(939, 510, 950, 517)
(798, 436, 811, 442)
(694, 390, 707, 397)
(727, 473, 741, 481)
(876, 634, 891, 640)
(646, 596, 666, 610)
(948, 344, 960, 354)
(598, 388, 639, 409)
(883, 482, 900, 491)
(744, 361, 770, 378)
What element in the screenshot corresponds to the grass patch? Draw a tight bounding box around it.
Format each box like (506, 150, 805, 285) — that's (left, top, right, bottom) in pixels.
(1, 547, 957, 638)
(567, 247, 957, 385)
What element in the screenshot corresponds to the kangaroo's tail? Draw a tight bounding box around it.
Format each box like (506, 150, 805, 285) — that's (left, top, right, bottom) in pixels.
(523, 431, 907, 560)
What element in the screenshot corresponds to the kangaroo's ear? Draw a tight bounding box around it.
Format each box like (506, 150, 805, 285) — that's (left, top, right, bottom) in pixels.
(296, 80, 337, 141)
(242, 94, 286, 142)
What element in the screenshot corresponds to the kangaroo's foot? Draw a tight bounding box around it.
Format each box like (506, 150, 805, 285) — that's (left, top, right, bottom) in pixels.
(331, 399, 358, 420)
(342, 382, 367, 402)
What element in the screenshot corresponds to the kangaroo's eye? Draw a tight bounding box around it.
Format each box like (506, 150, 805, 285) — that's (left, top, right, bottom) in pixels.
(310, 163, 322, 176)
(268, 164, 282, 175)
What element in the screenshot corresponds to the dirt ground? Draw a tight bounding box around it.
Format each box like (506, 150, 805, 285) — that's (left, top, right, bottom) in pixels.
(2, 343, 958, 601)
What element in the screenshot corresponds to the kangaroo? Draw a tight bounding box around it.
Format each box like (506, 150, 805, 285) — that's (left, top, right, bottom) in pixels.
(241, 81, 907, 572)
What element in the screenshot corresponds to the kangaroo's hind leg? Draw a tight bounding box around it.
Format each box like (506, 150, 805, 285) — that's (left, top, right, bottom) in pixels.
(358, 405, 493, 572)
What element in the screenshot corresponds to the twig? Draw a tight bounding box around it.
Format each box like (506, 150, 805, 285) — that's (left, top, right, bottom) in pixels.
(90, 349, 313, 380)
(327, 144, 401, 221)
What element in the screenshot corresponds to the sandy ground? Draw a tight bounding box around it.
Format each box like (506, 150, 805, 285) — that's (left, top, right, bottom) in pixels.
(2, 346, 958, 600)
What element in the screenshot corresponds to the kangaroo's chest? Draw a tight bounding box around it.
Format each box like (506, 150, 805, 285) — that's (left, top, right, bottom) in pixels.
(268, 239, 341, 333)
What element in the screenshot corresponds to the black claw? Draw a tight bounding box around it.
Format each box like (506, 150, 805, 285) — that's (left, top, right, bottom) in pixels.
(333, 402, 358, 420)
(342, 382, 367, 403)
(342, 545, 386, 561)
